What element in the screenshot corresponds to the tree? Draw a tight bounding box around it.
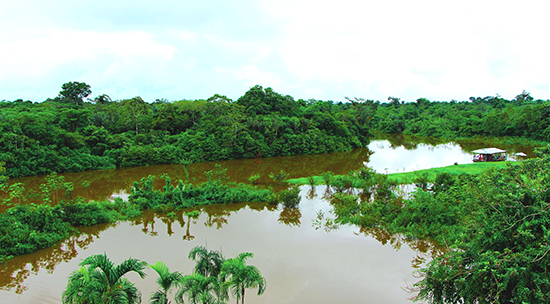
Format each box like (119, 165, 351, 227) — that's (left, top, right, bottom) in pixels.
(93, 94, 112, 104)
(59, 82, 92, 106)
(121, 97, 150, 135)
(388, 96, 401, 107)
(175, 272, 224, 304)
(188, 246, 225, 278)
(236, 85, 299, 116)
(149, 261, 183, 304)
(0, 161, 7, 186)
(514, 90, 534, 105)
(219, 252, 266, 304)
(62, 253, 147, 304)
(62, 266, 96, 304)
(414, 158, 550, 303)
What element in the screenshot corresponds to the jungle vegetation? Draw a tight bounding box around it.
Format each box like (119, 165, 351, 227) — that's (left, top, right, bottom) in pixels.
(0, 83, 370, 178)
(62, 246, 265, 304)
(3, 83, 549, 179)
(311, 145, 550, 303)
(0, 166, 295, 262)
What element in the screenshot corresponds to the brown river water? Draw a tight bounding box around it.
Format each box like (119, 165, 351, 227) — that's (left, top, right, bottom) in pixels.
(0, 135, 541, 303)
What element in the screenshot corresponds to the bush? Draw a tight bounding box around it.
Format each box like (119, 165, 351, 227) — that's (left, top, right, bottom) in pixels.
(277, 186, 301, 208)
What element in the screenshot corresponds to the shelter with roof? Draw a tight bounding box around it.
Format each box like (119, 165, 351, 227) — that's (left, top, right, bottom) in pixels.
(472, 147, 507, 162)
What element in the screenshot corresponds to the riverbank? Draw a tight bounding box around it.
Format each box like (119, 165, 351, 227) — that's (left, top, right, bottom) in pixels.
(286, 161, 510, 185)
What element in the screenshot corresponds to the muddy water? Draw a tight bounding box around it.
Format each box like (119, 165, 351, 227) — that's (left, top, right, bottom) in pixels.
(1, 187, 430, 304)
(0, 135, 542, 303)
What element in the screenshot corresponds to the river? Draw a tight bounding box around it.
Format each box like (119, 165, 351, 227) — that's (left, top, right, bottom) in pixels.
(0, 135, 540, 303)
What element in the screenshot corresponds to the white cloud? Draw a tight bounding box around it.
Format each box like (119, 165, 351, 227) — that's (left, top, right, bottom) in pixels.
(0, 31, 176, 77)
(1, 0, 548, 102)
(261, 0, 550, 101)
(0, 31, 179, 100)
(216, 65, 282, 88)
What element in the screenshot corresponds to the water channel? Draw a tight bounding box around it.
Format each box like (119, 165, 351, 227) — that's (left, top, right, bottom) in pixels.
(0, 135, 540, 303)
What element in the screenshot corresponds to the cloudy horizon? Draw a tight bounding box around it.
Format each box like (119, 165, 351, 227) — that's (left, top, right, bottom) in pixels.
(1, 0, 548, 103)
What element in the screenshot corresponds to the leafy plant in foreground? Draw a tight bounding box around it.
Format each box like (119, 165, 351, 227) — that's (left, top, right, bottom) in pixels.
(219, 252, 266, 304)
(62, 253, 147, 304)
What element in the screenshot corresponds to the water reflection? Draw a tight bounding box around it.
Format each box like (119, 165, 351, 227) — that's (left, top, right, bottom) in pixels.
(1, 187, 437, 303)
(371, 133, 540, 173)
(0, 222, 115, 294)
(3, 134, 541, 208)
(6, 147, 373, 204)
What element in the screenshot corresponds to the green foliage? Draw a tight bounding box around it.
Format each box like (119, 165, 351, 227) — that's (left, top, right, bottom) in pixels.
(371, 93, 550, 142)
(1, 84, 372, 179)
(129, 172, 273, 211)
(62, 253, 147, 304)
(219, 252, 266, 304)
(0, 161, 7, 186)
(59, 81, 91, 106)
(413, 158, 550, 303)
(0, 82, 376, 177)
(276, 186, 301, 208)
(268, 170, 289, 183)
(188, 246, 225, 278)
(248, 174, 261, 185)
(149, 261, 183, 304)
(312, 154, 550, 303)
(63, 249, 267, 304)
(176, 272, 223, 304)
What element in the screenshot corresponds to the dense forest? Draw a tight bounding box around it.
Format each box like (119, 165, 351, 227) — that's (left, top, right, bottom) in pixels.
(370, 91, 550, 140)
(0, 83, 370, 178)
(2, 82, 549, 179)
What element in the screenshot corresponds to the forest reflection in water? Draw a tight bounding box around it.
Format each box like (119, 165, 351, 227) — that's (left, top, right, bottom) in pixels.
(1, 185, 439, 303)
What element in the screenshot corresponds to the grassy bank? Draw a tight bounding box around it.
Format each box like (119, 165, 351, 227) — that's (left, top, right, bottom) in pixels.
(286, 161, 511, 185)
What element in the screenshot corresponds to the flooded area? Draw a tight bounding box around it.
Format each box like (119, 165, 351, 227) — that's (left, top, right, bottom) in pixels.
(0, 135, 542, 303)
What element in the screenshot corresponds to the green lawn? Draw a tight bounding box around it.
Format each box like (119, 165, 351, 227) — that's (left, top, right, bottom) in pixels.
(287, 161, 511, 185)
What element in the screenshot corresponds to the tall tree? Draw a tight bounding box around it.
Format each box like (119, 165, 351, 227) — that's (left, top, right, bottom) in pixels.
(219, 252, 266, 304)
(59, 82, 92, 106)
(121, 96, 150, 135)
(62, 253, 147, 304)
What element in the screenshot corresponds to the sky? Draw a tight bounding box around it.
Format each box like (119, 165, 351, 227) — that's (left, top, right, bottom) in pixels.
(1, 0, 549, 103)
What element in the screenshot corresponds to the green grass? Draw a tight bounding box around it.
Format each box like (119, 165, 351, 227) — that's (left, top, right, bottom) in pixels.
(385, 162, 509, 184)
(286, 162, 511, 185)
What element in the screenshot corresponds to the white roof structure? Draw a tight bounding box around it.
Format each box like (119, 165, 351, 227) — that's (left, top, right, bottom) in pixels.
(472, 147, 507, 154)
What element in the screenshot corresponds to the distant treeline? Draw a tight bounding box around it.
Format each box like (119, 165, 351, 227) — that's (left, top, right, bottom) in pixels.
(0, 83, 370, 178)
(2, 83, 549, 178)
(370, 91, 550, 140)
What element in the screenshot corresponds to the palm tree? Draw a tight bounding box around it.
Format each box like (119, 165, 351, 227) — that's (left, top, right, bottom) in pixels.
(62, 265, 97, 304)
(149, 261, 183, 304)
(188, 246, 225, 278)
(219, 252, 266, 304)
(175, 272, 225, 304)
(63, 253, 147, 304)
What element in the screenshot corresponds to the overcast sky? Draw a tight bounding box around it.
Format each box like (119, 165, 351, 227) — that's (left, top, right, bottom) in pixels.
(1, 0, 548, 103)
